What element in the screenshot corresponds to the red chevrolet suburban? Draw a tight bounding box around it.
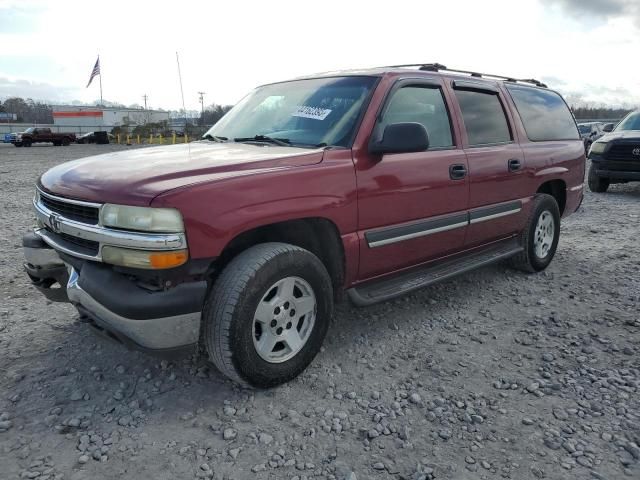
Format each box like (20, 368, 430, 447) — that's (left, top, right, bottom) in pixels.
(23, 64, 585, 387)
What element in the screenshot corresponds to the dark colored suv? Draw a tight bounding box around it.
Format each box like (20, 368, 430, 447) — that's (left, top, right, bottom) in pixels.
(23, 64, 585, 387)
(588, 111, 640, 192)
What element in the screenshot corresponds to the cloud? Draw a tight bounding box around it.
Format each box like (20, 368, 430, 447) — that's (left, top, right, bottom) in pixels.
(542, 0, 640, 28)
(0, 76, 79, 103)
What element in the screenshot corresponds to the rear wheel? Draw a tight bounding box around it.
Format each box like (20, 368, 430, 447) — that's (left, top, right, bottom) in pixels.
(588, 164, 609, 193)
(62, 138, 70, 146)
(510, 194, 560, 273)
(203, 242, 333, 388)
(23, 140, 32, 147)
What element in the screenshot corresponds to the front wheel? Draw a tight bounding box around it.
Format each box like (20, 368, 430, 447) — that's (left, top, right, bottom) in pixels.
(588, 165, 609, 193)
(203, 243, 333, 388)
(510, 194, 561, 273)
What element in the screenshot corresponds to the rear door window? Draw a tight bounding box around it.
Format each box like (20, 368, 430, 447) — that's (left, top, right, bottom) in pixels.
(506, 85, 579, 141)
(454, 89, 512, 146)
(380, 85, 454, 149)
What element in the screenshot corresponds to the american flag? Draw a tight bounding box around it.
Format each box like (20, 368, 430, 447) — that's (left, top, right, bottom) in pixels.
(86, 57, 100, 88)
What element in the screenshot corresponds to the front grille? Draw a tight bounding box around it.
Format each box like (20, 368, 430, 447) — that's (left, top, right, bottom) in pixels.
(605, 144, 640, 162)
(40, 194, 99, 225)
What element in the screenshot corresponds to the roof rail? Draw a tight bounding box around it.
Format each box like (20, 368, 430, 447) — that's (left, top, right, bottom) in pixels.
(386, 63, 548, 88)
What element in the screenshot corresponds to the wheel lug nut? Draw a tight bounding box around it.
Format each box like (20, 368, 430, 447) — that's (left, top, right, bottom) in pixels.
(270, 320, 277, 327)
(274, 307, 280, 315)
(290, 310, 296, 317)
(276, 327, 283, 335)
(286, 322, 292, 329)
(284, 301, 290, 309)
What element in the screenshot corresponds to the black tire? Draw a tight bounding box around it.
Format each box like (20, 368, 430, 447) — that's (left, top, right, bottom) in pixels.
(14, 143, 22, 147)
(23, 140, 32, 147)
(509, 193, 561, 273)
(588, 165, 609, 193)
(62, 138, 70, 146)
(203, 242, 333, 388)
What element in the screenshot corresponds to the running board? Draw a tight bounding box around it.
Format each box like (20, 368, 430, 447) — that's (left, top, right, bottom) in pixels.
(347, 238, 523, 306)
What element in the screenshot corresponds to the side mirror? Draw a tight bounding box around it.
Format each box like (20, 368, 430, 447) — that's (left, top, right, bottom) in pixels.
(603, 123, 614, 132)
(369, 122, 429, 155)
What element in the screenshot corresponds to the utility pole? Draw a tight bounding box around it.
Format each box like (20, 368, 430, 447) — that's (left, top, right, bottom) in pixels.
(198, 91, 206, 125)
(142, 94, 148, 110)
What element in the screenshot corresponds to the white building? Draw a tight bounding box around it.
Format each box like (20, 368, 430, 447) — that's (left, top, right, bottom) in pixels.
(52, 106, 169, 133)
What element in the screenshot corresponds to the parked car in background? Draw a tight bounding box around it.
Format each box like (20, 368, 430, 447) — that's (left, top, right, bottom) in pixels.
(3, 132, 17, 143)
(587, 110, 640, 192)
(578, 122, 604, 153)
(12, 128, 76, 147)
(76, 131, 114, 144)
(23, 64, 584, 388)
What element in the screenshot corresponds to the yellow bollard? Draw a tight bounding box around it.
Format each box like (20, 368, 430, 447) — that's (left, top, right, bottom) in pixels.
(126, 135, 130, 144)
(149, 134, 153, 144)
(159, 134, 164, 144)
(116, 134, 120, 145)
(136, 135, 140, 145)
(184, 134, 188, 144)
(172, 133, 176, 144)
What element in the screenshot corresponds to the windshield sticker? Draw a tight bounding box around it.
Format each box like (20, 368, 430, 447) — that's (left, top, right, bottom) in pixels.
(292, 106, 332, 120)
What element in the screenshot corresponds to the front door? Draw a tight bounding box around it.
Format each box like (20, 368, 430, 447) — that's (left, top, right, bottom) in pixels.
(355, 79, 469, 280)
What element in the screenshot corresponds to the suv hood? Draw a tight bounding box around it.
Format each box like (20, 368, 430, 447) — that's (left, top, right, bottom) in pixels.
(40, 142, 325, 205)
(599, 130, 640, 142)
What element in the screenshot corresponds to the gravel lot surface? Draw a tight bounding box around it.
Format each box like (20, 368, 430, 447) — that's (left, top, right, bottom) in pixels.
(0, 143, 638, 480)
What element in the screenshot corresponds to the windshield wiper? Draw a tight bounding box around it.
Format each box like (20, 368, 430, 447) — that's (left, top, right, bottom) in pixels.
(234, 135, 290, 146)
(202, 134, 228, 142)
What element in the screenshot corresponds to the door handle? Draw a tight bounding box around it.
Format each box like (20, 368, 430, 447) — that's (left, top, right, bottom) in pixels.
(449, 164, 467, 180)
(508, 159, 522, 171)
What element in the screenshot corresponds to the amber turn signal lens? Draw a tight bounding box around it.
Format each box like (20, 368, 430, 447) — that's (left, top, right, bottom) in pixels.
(149, 250, 189, 269)
(102, 246, 188, 269)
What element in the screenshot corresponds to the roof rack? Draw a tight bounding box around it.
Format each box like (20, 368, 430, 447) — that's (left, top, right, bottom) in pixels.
(386, 63, 548, 88)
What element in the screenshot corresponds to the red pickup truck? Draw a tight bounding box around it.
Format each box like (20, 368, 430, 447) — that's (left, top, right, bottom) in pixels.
(13, 127, 76, 147)
(23, 64, 584, 387)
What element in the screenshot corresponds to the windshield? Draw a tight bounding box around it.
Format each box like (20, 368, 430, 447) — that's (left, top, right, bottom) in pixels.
(24, 127, 35, 133)
(615, 111, 640, 131)
(204, 76, 378, 148)
(578, 125, 591, 134)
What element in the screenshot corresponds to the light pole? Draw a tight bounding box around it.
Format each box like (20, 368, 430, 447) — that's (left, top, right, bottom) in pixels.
(198, 92, 206, 125)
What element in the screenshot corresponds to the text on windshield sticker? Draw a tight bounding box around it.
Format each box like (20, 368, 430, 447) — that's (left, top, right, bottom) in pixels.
(292, 106, 332, 120)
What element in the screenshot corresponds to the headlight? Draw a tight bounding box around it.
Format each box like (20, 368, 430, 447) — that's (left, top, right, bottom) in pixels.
(101, 204, 184, 232)
(590, 142, 606, 155)
(102, 246, 188, 269)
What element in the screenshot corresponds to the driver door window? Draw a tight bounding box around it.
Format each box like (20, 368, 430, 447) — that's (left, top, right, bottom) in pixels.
(380, 86, 454, 149)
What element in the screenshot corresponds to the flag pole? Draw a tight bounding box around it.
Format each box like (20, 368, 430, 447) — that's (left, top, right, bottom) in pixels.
(98, 54, 103, 107)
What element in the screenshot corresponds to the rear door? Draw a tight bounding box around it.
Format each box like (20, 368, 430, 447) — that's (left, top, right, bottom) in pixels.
(448, 81, 526, 248)
(355, 78, 469, 279)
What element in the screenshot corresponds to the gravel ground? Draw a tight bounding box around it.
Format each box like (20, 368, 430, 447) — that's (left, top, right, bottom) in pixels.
(0, 143, 638, 480)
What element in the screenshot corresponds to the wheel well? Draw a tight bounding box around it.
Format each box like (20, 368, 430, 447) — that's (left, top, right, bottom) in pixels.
(215, 218, 345, 293)
(537, 180, 566, 215)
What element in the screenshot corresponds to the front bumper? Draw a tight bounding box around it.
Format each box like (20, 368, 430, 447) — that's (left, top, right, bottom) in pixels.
(23, 232, 207, 353)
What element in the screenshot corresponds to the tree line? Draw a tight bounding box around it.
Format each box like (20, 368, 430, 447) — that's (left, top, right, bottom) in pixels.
(570, 106, 632, 120)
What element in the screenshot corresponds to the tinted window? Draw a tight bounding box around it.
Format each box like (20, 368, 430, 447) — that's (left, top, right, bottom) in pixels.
(616, 111, 640, 131)
(507, 85, 579, 141)
(454, 89, 512, 145)
(380, 86, 453, 148)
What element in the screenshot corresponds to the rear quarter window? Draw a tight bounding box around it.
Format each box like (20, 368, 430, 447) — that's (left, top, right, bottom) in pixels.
(506, 85, 579, 141)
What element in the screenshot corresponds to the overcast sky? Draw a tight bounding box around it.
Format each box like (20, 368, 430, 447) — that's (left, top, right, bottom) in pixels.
(1, 0, 639, 110)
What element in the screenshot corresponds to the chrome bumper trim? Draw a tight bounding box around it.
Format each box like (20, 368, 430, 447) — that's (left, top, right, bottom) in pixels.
(67, 269, 201, 349)
(33, 198, 186, 261)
